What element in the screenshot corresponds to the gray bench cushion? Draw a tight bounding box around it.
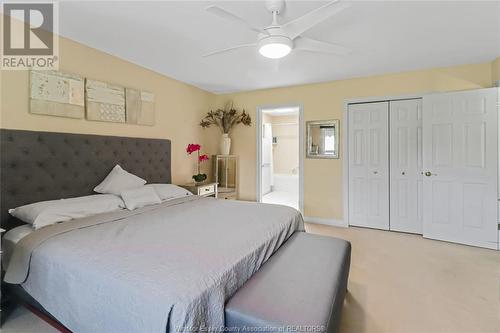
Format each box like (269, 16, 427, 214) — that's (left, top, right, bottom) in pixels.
(225, 231, 351, 333)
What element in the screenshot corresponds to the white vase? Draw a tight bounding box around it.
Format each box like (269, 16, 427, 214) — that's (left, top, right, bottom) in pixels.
(220, 133, 231, 155)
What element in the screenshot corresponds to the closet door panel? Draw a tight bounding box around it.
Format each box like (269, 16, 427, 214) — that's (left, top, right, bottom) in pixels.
(390, 99, 423, 234)
(422, 88, 498, 249)
(349, 102, 389, 230)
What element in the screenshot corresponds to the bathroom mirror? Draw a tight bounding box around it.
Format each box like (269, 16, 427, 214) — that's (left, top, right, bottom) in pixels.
(306, 120, 340, 159)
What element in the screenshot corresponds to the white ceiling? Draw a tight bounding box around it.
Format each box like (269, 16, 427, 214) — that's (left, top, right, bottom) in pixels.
(58, 1, 500, 94)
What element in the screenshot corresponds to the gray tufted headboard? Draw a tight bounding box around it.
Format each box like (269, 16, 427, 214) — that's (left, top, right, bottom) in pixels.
(0, 129, 172, 231)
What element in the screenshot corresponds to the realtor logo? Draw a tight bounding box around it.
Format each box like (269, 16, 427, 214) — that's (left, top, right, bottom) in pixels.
(1, 2, 59, 69)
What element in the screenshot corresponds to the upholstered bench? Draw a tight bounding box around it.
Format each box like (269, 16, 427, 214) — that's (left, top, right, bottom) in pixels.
(225, 231, 351, 333)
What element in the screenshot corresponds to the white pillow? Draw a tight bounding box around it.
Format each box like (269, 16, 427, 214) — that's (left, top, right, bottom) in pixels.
(146, 184, 192, 201)
(94, 165, 146, 195)
(9, 194, 125, 229)
(120, 186, 162, 210)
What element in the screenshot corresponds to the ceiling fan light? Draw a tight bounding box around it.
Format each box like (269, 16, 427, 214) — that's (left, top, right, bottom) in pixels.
(258, 36, 293, 59)
(259, 43, 291, 59)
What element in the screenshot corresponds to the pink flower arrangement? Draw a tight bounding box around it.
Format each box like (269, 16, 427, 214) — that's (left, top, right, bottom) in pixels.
(186, 144, 201, 154)
(186, 143, 209, 183)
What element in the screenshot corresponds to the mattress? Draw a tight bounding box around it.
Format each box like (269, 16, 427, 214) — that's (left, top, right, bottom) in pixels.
(2, 224, 33, 270)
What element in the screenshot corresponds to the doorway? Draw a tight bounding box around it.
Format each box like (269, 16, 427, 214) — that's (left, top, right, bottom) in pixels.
(256, 105, 304, 213)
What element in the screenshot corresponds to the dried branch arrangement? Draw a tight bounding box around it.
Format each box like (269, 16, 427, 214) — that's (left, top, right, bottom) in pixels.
(200, 103, 251, 134)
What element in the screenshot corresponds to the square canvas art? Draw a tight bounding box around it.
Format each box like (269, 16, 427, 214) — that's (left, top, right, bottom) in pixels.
(85, 80, 126, 123)
(30, 70, 85, 118)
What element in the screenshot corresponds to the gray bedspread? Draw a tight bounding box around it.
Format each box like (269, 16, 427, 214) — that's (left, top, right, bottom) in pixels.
(4, 196, 303, 333)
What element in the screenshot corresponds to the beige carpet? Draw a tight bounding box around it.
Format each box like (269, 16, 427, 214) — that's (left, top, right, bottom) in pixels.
(2, 223, 499, 333)
(305, 223, 500, 333)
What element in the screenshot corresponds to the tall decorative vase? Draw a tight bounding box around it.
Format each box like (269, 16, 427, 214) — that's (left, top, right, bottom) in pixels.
(220, 133, 231, 155)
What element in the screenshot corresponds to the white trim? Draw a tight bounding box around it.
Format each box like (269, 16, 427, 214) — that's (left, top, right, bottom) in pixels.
(342, 104, 349, 227)
(304, 216, 347, 227)
(299, 105, 305, 214)
(497, 87, 500, 201)
(344, 92, 431, 105)
(256, 107, 263, 202)
(342, 92, 429, 227)
(497, 87, 500, 251)
(256, 103, 304, 214)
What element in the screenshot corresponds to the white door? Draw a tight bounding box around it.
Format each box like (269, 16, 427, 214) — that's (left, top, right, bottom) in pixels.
(423, 88, 498, 249)
(390, 99, 423, 234)
(348, 102, 390, 230)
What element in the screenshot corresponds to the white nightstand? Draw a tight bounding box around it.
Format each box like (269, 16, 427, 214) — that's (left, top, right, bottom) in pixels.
(180, 182, 218, 198)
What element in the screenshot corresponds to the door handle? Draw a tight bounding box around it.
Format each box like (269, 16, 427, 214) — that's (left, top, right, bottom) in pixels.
(401, 171, 405, 175)
(424, 171, 437, 177)
(373, 171, 378, 174)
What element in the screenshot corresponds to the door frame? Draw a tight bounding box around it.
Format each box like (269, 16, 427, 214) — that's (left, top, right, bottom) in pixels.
(343, 93, 428, 227)
(256, 103, 304, 214)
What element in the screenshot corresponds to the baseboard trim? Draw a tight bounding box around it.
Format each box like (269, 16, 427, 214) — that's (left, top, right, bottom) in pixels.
(304, 216, 348, 227)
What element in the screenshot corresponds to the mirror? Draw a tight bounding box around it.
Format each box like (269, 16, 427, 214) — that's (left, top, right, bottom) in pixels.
(306, 120, 339, 159)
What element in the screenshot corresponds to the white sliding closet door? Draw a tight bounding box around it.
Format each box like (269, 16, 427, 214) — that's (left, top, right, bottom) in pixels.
(389, 99, 423, 234)
(422, 88, 498, 249)
(348, 102, 389, 230)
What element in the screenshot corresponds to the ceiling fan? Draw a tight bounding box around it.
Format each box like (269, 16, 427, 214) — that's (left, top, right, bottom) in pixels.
(204, 0, 352, 59)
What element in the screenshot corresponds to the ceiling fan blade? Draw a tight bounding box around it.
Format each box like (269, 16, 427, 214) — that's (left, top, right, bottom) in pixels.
(283, 0, 351, 40)
(202, 43, 257, 57)
(294, 36, 352, 56)
(206, 5, 266, 34)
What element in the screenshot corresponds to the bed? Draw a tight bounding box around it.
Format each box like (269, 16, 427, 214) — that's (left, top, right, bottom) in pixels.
(0, 129, 304, 333)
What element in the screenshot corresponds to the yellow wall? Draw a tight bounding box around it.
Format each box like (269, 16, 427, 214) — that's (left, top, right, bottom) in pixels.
(493, 57, 500, 83)
(1, 36, 217, 184)
(215, 61, 496, 220)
